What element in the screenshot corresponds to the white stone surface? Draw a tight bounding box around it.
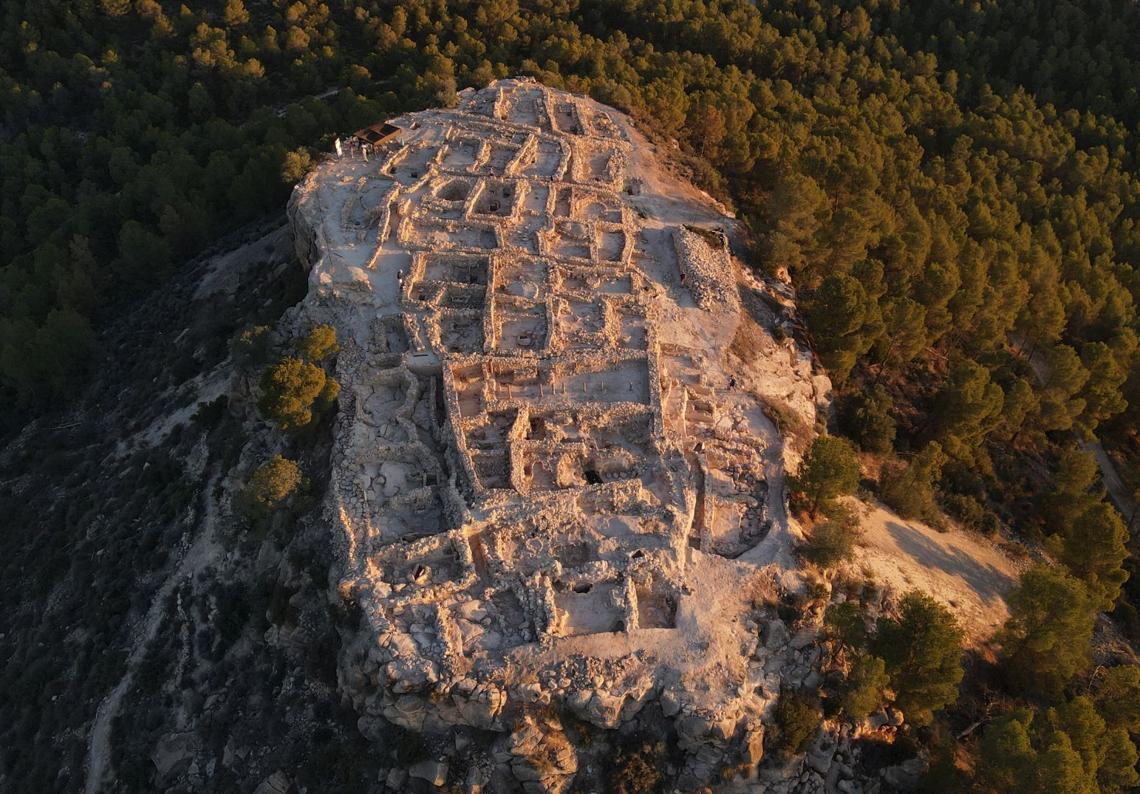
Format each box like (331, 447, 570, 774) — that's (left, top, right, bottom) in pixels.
(288, 78, 830, 789)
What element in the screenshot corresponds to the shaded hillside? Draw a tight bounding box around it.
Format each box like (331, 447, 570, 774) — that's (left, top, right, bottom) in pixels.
(0, 223, 314, 790)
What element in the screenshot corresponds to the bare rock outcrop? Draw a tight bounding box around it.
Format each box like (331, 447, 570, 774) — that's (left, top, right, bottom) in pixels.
(287, 78, 830, 789)
(508, 714, 578, 793)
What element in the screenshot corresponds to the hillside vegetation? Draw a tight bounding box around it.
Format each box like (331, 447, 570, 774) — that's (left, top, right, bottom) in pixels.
(3, 0, 1140, 790)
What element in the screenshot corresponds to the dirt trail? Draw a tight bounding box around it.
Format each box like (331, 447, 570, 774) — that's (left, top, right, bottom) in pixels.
(1083, 440, 1138, 533)
(1021, 340, 1136, 530)
(84, 473, 223, 794)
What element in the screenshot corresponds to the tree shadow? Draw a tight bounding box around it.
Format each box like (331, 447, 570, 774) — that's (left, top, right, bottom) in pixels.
(884, 521, 1014, 603)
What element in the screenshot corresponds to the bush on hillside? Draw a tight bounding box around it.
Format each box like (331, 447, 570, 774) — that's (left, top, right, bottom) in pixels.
(258, 357, 339, 431)
(240, 455, 303, 520)
(773, 692, 822, 754)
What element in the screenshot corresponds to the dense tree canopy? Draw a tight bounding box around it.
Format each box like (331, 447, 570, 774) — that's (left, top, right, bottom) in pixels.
(3, 1, 1140, 786)
(977, 697, 1139, 794)
(1, 0, 1137, 454)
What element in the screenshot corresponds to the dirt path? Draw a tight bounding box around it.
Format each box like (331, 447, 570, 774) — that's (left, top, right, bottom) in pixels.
(1083, 440, 1138, 532)
(736, 397, 800, 576)
(1020, 340, 1136, 530)
(84, 473, 223, 794)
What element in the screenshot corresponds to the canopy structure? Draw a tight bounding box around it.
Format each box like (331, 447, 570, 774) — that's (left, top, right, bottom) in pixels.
(353, 121, 402, 146)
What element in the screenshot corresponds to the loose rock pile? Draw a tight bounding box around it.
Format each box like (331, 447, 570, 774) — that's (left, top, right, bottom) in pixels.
(672, 225, 739, 314)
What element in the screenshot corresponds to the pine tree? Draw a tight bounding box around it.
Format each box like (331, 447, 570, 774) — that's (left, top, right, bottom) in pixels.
(873, 591, 964, 726)
(839, 383, 896, 454)
(879, 442, 946, 522)
(934, 357, 1004, 462)
(1098, 728, 1140, 793)
(1034, 730, 1098, 794)
(977, 710, 1037, 793)
(1095, 665, 1140, 733)
(1079, 341, 1128, 430)
(1043, 445, 1101, 535)
(1048, 696, 1106, 778)
(803, 273, 877, 384)
(1057, 501, 1130, 611)
(999, 566, 1095, 696)
(1038, 344, 1089, 432)
(792, 435, 861, 515)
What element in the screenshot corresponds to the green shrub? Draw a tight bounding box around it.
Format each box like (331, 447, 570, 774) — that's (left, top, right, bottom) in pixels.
(296, 324, 339, 362)
(839, 655, 889, 719)
(610, 739, 667, 794)
(773, 692, 822, 753)
(240, 455, 303, 520)
(230, 324, 272, 367)
(258, 357, 339, 431)
(281, 148, 314, 183)
(800, 519, 859, 568)
(191, 395, 229, 427)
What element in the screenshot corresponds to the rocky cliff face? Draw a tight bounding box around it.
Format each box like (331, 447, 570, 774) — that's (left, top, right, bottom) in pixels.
(287, 78, 836, 789)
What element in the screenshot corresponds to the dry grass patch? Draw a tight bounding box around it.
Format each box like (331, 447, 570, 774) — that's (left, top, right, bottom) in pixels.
(729, 311, 765, 364)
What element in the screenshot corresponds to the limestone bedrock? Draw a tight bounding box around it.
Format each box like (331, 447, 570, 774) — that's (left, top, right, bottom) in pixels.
(288, 78, 828, 788)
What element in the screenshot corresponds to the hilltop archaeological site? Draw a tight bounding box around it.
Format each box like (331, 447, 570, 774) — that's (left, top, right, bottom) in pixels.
(289, 79, 834, 790)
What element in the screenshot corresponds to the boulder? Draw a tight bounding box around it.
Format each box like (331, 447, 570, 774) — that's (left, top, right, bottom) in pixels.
(252, 771, 290, 794)
(409, 759, 449, 787)
(742, 721, 765, 766)
(881, 757, 924, 790)
(764, 619, 790, 650)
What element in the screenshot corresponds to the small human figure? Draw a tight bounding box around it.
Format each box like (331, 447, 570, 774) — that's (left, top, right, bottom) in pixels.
(334, 137, 343, 159)
(396, 269, 404, 283)
(679, 272, 687, 285)
(728, 375, 737, 389)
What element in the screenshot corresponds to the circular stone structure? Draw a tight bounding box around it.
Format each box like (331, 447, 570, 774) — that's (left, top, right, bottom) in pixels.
(288, 78, 829, 789)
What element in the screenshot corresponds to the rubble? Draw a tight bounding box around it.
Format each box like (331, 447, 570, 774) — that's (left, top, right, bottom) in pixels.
(672, 225, 738, 314)
(287, 78, 829, 789)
